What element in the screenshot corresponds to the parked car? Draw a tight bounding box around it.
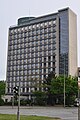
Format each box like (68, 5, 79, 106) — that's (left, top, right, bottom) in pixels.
(74, 98, 80, 107)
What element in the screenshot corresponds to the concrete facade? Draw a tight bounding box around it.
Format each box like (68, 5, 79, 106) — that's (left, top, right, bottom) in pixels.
(68, 9, 77, 76)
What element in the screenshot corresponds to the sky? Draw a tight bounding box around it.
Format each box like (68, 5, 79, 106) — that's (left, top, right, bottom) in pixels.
(0, 0, 80, 80)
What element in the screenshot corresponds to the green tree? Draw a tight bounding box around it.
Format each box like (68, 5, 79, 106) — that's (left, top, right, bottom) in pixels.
(0, 81, 5, 105)
(50, 76, 78, 105)
(33, 91, 47, 106)
(0, 81, 5, 97)
(44, 71, 55, 105)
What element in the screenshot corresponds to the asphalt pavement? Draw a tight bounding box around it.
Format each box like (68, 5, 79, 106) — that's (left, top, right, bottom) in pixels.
(0, 106, 78, 120)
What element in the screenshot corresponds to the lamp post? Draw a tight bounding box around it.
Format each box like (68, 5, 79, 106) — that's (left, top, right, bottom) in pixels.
(64, 55, 65, 107)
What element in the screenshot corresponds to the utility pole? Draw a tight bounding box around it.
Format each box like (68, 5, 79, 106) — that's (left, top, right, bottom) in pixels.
(64, 55, 65, 107)
(78, 77, 80, 120)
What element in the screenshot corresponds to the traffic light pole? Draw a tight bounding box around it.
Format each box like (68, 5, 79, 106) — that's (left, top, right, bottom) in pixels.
(13, 84, 20, 120)
(17, 85, 20, 120)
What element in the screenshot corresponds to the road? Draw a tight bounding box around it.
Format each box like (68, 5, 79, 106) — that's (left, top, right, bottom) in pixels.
(0, 106, 78, 120)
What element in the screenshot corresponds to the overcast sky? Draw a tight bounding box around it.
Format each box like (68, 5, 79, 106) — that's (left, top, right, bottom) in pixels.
(0, 0, 80, 80)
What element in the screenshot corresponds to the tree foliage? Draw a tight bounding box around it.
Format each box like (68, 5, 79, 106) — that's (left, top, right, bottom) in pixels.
(50, 76, 78, 96)
(33, 91, 47, 105)
(48, 75, 78, 105)
(32, 73, 78, 106)
(0, 81, 5, 105)
(0, 81, 5, 97)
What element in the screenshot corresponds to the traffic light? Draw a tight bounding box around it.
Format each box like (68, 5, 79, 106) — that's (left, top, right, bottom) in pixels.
(13, 86, 19, 96)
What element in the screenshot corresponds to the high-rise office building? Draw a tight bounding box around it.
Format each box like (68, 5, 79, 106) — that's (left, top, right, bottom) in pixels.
(6, 7, 77, 99)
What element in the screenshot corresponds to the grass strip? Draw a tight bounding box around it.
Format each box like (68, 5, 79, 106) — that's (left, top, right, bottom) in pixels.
(0, 114, 61, 120)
